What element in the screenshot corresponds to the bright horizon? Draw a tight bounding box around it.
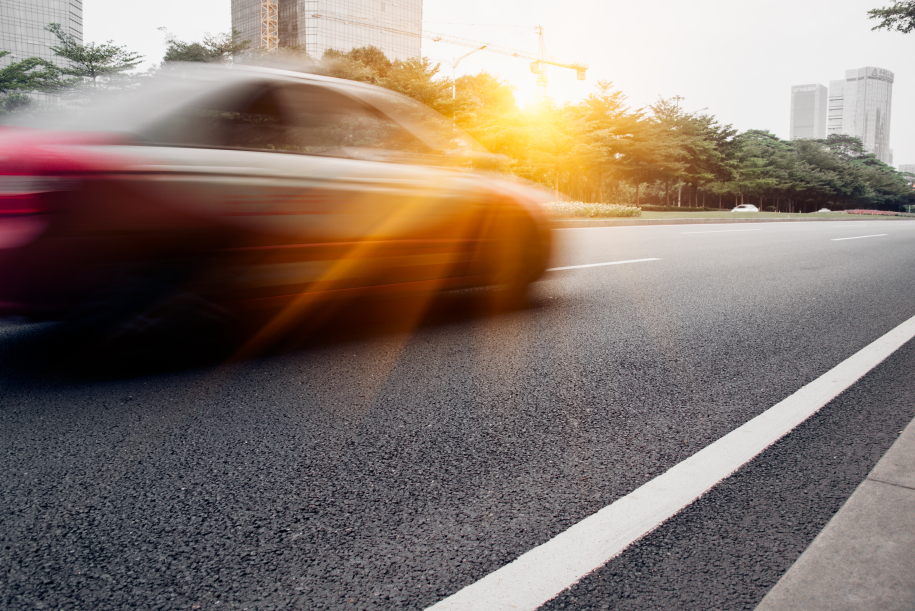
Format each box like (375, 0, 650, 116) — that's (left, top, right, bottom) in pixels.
(84, 0, 914, 166)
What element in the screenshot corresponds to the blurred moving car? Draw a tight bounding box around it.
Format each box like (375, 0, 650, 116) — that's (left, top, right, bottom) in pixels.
(0, 65, 551, 348)
(731, 204, 759, 212)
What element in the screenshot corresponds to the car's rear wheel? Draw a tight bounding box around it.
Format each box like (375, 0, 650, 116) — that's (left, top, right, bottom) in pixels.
(70, 267, 237, 364)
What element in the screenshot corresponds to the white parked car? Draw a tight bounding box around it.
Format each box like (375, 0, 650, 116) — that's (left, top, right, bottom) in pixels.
(818, 208, 831, 213)
(731, 204, 759, 212)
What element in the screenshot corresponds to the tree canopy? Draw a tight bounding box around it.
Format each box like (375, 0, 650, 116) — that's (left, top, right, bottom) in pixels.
(0, 51, 64, 108)
(868, 1, 915, 33)
(46, 23, 143, 85)
(161, 30, 250, 63)
(0, 51, 63, 94)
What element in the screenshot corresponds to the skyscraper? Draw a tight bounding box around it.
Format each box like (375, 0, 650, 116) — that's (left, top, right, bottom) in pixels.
(826, 67, 894, 164)
(789, 84, 827, 140)
(231, 0, 422, 62)
(827, 79, 845, 136)
(0, 0, 83, 71)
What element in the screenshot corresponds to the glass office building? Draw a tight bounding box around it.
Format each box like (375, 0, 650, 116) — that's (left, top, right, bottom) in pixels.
(231, 0, 422, 62)
(827, 67, 894, 164)
(826, 79, 845, 137)
(789, 84, 827, 140)
(0, 0, 83, 70)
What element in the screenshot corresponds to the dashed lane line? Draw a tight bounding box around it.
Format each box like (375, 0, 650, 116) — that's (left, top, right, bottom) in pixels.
(546, 258, 661, 271)
(681, 229, 765, 234)
(425, 313, 915, 611)
(831, 234, 888, 241)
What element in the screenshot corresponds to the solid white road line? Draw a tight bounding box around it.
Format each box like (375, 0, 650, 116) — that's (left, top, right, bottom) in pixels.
(681, 229, 765, 234)
(546, 258, 661, 271)
(831, 234, 888, 241)
(425, 313, 915, 611)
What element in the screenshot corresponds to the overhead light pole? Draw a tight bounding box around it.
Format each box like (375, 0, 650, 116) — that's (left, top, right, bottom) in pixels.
(437, 44, 488, 99)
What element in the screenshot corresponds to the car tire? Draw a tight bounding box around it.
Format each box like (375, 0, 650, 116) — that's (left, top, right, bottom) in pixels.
(71, 268, 237, 364)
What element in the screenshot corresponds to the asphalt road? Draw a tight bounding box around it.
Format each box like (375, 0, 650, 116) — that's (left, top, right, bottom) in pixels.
(2, 220, 915, 611)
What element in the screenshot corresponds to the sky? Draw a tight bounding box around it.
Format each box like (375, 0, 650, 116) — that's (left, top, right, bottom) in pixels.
(84, 0, 914, 166)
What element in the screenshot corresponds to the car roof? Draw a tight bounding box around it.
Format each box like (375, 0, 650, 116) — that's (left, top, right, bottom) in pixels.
(157, 62, 396, 103)
(8, 62, 417, 137)
(225, 62, 385, 93)
(5, 61, 484, 157)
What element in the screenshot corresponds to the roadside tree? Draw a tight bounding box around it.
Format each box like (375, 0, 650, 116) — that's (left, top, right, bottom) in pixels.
(579, 81, 645, 203)
(162, 30, 250, 63)
(380, 57, 455, 116)
(868, 0, 915, 33)
(46, 23, 143, 86)
(0, 51, 64, 113)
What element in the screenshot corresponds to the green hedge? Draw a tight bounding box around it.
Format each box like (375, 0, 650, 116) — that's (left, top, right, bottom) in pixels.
(637, 205, 724, 212)
(543, 202, 641, 218)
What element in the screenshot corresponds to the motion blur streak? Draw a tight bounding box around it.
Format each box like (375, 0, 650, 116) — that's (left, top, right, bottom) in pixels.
(234, 188, 473, 358)
(0, 64, 551, 360)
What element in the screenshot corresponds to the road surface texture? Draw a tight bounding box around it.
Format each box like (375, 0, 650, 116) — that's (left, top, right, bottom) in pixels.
(2, 220, 915, 610)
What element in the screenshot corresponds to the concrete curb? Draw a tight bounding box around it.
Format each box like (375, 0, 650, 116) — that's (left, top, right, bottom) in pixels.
(550, 217, 914, 228)
(755, 415, 915, 611)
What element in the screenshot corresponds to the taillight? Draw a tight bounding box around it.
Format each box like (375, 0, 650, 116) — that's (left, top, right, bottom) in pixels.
(0, 176, 69, 249)
(0, 176, 71, 215)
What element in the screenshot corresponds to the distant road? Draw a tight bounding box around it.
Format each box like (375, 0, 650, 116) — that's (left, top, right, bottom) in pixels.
(2, 220, 915, 610)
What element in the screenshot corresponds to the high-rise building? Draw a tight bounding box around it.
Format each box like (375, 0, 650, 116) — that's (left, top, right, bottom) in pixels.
(827, 79, 845, 136)
(790, 84, 827, 140)
(826, 67, 894, 164)
(0, 0, 83, 71)
(231, 0, 422, 62)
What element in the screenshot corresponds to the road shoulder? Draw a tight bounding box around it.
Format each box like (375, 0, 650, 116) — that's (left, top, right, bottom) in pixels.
(756, 415, 915, 611)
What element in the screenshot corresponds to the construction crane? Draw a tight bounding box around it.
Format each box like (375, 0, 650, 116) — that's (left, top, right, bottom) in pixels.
(308, 10, 587, 98)
(261, 0, 278, 51)
(528, 25, 585, 98)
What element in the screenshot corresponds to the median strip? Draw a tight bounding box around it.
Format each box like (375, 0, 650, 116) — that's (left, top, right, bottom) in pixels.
(425, 313, 915, 611)
(546, 258, 661, 272)
(831, 234, 888, 241)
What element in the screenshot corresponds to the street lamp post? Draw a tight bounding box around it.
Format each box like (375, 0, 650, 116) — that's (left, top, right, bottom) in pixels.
(436, 44, 488, 99)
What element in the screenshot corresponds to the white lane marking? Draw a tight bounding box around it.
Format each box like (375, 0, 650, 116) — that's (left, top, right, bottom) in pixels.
(546, 258, 661, 271)
(426, 313, 915, 611)
(831, 234, 888, 241)
(681, 229, 764, 234)
(553, 220, 915, 232)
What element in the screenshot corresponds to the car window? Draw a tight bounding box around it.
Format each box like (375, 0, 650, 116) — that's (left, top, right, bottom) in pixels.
(356, 86, 473, 153)
(276, 83, 431, 155)
(139, 80, 432, 159)
(139, 83, 294, 151)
